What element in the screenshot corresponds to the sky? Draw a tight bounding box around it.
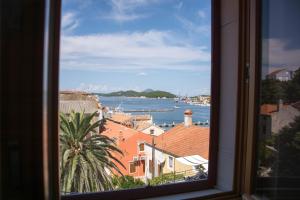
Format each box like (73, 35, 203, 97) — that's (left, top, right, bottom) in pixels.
(261, 0, 300, 77)
(59, 0, 212, 96)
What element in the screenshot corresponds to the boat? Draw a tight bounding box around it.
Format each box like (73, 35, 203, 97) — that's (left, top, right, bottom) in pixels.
(174, 106, 180, 109)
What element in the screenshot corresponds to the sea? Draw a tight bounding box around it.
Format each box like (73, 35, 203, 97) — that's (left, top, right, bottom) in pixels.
(98, 96, 210, 126)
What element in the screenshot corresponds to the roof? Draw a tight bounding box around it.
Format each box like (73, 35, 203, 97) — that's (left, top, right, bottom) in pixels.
(132, 115, 152, 121)
(102, 120, 139, 142)
(154, 124, 210, 159)
(260, 103, 300, 115)
(59, 100, 99, 114)
(260, 104, 278, 115)
(292, 101, 300, 111)
(267, 68, 286, 76)
(184, 109, 193, 115)
(176, 155, 208, 166)
(60, 91, 92, 100)
(134, 121, 152, 131)
(109, 113, 133, 126)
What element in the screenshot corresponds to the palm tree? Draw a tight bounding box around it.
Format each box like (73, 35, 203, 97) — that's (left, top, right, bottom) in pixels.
(59, 111, 124, 193)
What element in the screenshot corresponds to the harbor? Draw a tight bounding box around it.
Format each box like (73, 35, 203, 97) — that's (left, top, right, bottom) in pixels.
(99, 96, 210, 127)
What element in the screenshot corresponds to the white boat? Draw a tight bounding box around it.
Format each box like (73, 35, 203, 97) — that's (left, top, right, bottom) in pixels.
(174, 106, 180, 109)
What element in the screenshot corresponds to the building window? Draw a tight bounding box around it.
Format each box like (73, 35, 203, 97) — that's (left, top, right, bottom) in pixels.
(138, 143, 144, 152)
(129, 162, 136, 174)
(168, 156, 174, 169)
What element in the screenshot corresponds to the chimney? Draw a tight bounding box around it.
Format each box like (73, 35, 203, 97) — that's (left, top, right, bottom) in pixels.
(184, 109, 193, 127)
(277, 99, 283, 111)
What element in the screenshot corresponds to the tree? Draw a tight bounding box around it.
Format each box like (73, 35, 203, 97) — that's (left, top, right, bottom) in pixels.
(271, 116, 300, 176)
(112, 175, 145, 189)
(285, 69, 300, 103)
(59, 111, 124, 193)
(260, 79, 286, 104)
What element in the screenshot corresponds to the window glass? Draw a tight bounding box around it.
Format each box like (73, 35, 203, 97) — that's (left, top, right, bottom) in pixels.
(129, 162, 136, 173)
(139, 143, 145, 152)
(59, 0, 211, 194)
(169, 156, 174, 168)
(254, 0, 300, 199)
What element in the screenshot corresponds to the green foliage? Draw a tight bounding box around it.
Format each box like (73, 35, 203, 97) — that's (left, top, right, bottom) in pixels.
(260, 79, 286, 104)
(112, 175, 145, 189)
(261, 68, 300, 104)
(59, 111, 124, 193)
(285, 69, 300, 103)
(270, 116, 300, 176)
(148, 172, 184, 186)
(94, 90, 176, 98)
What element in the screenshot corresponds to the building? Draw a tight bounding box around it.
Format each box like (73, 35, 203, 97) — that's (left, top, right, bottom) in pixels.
(144, 110, 210, 180)
(260, 101, 300, 134)
(59, 91, 103, 133)
(140, 124, 165, 136)
(102, 120, 153, 181)
(266, 68, 295, 81)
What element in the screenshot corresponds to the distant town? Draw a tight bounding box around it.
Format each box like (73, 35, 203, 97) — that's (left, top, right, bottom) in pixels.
(59, 90, 210, 193)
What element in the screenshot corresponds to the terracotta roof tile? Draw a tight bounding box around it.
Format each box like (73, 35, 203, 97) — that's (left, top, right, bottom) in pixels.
(102, 120, 139, 142)
(154, 124, 209, 159)
(109, 113, 133, 125)
(260, 104, 278, 115)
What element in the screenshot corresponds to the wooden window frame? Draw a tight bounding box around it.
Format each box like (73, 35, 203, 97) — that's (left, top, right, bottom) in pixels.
(0, 0, 264, 199)
(129, 162, 136, 174)
(54, 0, 221, 199)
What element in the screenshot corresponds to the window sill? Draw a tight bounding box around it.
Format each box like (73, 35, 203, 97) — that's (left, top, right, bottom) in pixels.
(142, 188, 224, 200)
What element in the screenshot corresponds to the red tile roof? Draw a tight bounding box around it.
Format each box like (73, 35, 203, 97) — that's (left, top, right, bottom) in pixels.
(260, 104, 278, 115)
(154, 124, 210, 159)
(102, 120, 138, 142)
(101, 120, 152, 176)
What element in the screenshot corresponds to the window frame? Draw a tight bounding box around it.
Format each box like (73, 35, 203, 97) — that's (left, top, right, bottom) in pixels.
(42, 0, 257, 199)
(55, 0, 220, 199)
(168, 156, 174, 170)
(129, 162, 136, 174)
(0, 0, 264, 199)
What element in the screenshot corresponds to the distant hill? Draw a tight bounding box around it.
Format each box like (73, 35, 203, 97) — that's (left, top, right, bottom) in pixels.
(94, 90, 176, 98)
(143, 89, 155, 93)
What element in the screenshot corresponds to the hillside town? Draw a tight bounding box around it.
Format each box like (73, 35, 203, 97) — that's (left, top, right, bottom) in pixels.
(59, 91, 210, 188)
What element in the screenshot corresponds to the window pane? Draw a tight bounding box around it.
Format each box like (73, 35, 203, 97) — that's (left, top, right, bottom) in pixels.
(59, 0, 211, 194)
(255, 0, 300, 199)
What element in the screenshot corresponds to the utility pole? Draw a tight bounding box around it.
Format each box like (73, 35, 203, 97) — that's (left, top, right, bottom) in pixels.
(150, 129, 155, 179)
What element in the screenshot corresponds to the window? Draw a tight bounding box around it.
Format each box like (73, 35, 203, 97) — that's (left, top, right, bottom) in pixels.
(58, 0, 218, 198)
(149, 160, 153, 174)
(253, 0, 300, 199)
(129, 162, 136, 174)
(138, 143, 144, 152)
(168, 156, 174, 169)
(1, 1, 258, 199)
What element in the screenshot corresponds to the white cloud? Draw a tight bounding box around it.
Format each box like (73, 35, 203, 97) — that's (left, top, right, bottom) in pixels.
(75, 83, 142, 93)
(76, 83, 109, 93)
(60, 30, 211, 71)
(197, 10, 206, 18)
(263, 38, 300, 66)
(137, 72, 147, 76)
(103, 0, 158, 22)
(61, 12, 79, 34)
(176, 16, 210, 36)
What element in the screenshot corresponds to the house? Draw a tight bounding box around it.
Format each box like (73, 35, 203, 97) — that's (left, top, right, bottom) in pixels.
(102, 120, 153, 181)
(144, 110, 210, 180)
(260, 101, 300, 134)
(266, 68, 295, 81)
(59, 91, 103, 133)
(107, 112, 153, 129)
(140, 124, 165, 136)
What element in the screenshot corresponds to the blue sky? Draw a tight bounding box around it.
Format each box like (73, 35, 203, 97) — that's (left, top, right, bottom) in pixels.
(59, 0, 211, 96)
